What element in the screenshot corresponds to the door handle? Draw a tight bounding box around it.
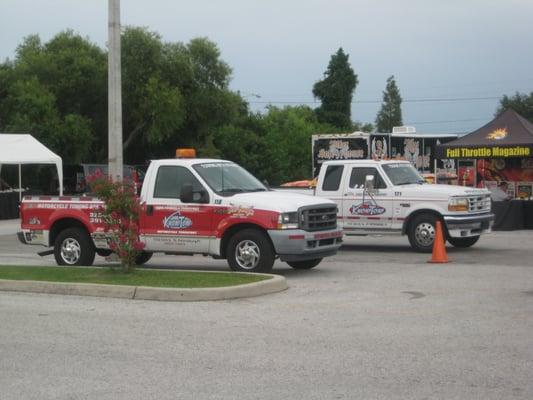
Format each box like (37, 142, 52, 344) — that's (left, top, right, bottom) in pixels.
(344, 192, 354, 196)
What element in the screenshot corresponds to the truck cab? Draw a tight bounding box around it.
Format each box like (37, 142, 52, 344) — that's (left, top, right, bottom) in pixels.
(315, 160, 494, 252)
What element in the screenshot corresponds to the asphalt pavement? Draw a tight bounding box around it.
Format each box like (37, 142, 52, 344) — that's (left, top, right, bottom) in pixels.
(0, 219, 532, 399)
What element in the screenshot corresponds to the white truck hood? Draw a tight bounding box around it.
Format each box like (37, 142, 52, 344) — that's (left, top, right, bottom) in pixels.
(397, 183, 490, 200)
(223, 191, 335, 213)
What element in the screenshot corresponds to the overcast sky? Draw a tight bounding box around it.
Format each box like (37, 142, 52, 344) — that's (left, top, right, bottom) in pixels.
(1, 0, 532, 133)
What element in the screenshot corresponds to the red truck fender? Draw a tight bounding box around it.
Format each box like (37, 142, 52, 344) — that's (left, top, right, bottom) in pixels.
(214, 209, 279, 258)
(47, 210, 96, 247)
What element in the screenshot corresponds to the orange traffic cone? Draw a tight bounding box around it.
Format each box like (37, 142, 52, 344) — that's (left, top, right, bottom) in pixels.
(428, 220, 449, 263)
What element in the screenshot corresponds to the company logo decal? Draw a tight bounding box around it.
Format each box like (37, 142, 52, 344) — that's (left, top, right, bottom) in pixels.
(228, 205, 254, 218)
(486, 127, 507, 140)
(213, 205, 255, 217)
(349, 203, 386, 216)
(163, 211, 193, 229)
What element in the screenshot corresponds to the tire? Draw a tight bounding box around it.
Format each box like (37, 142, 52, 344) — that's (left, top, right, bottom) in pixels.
(287, 258, 322, 270)
(54, 227, 96, 266)
(407, 213, 440, 253)
(447, 236, 480, 248)
(135, 252, 153, 265)
(226, 229, 275, 273)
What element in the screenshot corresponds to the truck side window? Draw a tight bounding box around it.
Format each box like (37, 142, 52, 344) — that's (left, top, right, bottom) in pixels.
(349, 167, 387, 189)
(154, 166, 207, 201)
(322, 165, 344, 191)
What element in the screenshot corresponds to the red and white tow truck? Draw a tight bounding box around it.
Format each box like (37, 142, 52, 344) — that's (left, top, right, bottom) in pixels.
(18, 156, 342, 273)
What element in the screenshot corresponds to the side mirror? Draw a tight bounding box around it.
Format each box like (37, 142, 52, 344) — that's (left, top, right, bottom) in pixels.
(180, 183, 194, 203)
(262, 179, 270, 189)
(364, 175, 375, 192)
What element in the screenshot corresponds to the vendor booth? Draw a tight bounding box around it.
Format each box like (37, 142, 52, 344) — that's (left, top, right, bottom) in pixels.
(436, 109, 533, 230)
(0, 134, 63, 220)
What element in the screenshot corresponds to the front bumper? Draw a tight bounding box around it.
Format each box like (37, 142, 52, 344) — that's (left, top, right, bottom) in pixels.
(443, 213, 494, 238)
(268, 229, 343, 262)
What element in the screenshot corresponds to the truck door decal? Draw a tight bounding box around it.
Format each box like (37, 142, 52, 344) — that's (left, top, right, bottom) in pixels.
(349, 202, 386, 216)
(163, 211, 193, 229)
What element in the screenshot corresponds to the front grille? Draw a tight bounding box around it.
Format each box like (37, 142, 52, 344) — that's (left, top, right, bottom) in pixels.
(299, 205, 337, 232)
(468, 194, 491, 213)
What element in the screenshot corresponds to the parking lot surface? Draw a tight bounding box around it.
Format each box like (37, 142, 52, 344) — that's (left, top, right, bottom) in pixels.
(0, 222, 532, 399)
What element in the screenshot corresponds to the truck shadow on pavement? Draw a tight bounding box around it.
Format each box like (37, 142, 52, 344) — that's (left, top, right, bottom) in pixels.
(339, 243, 412, 253)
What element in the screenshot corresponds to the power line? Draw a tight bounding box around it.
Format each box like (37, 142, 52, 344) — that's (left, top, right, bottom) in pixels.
(248, 95, 501, 105)
(407, 117, 489, 126)
(245, 83, 533, 98)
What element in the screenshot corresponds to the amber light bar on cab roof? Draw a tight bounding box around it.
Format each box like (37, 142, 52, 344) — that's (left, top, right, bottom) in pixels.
(175, 148, 196, 158)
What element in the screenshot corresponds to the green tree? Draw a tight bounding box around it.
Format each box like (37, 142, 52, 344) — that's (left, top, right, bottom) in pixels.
(496, 92, 533, 122)
(214, 112, 268, 178)
(180, 37, 242, 153)
(375, 75, 403, 133)
(353, 121, 374, 133)
(120, 28, 243, 162)
(120, 27, 186, 162)
(1, 28, 245, 165)
(312, 48, 358, 129)
(216, 106, 335, 184)
(0, 31, 106, 163)
(1, 77, 92, 164)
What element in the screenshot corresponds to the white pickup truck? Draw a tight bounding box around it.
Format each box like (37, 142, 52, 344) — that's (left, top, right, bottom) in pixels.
(313, 159, 494, 252)
(19, 158, 343, 273)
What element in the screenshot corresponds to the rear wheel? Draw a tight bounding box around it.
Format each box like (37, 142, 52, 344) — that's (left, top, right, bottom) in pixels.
(408, 214, 440, 253)
(287, 258, 322, 270)
(226, 229, 275, 273)
(54, 227, 95, 266)
(135, 252, 153, 265)
(447, 236, 480, 248)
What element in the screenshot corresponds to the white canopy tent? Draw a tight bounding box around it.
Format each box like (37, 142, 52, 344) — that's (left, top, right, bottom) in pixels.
(0, 134, 63, 199)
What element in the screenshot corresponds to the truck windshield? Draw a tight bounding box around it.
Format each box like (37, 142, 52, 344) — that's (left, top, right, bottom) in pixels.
(382, 163, 425, 185)
(193, 162, 267, 196)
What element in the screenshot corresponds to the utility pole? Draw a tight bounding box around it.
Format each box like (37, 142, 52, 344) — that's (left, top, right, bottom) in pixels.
(108, 0, 123, 181)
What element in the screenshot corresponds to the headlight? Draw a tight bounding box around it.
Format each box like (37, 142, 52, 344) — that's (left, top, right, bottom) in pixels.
(448, 197, 469, 212)
(277, 212, 299, 229)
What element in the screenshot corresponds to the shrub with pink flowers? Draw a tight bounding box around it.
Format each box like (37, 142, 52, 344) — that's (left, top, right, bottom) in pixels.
(87, 171, 145, 272)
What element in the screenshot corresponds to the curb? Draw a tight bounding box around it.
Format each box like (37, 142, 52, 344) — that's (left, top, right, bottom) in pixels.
(0, 273, 288, 302)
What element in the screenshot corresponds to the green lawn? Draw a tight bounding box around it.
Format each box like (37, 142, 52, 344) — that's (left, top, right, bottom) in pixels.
(0, 266, 269, 288)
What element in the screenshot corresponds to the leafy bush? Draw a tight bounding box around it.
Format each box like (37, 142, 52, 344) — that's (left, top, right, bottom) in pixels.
(87, 172, 145, 272)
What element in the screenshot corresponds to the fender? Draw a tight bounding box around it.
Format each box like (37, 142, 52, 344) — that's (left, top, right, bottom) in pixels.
(213, 209, 279, 258)
(402, 204, 445, 235)
(49, 209, 94, 233)
(47, 209, 100, 247)
(214, 209, 279, 239)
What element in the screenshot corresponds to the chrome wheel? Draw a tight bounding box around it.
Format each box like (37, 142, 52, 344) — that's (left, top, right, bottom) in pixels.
(60, 238, 81, 264)
(414, 222, 435, 248)
(235, 239, 261, 270)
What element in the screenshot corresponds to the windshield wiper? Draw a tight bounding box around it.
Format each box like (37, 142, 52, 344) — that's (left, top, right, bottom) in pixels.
(219, 188, 245, 194)
(247, 188, 267, 192)
(395, 181, 416, 186)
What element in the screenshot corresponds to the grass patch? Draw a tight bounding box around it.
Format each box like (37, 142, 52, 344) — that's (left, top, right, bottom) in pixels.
(0, 266, 270, 288)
